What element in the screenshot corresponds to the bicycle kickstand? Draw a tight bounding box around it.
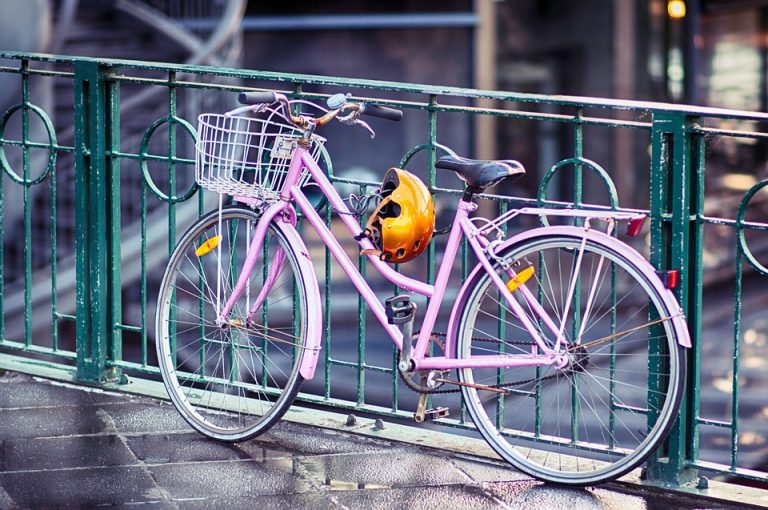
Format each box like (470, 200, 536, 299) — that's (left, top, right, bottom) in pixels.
(414, 371, 450, 423)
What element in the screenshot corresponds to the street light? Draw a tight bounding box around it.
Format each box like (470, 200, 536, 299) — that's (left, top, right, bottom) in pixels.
(668, 0, 686, 19)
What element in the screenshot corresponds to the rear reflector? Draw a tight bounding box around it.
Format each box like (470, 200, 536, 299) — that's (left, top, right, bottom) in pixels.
(656, 269, 680, 289)
(626, 216, 647, 237)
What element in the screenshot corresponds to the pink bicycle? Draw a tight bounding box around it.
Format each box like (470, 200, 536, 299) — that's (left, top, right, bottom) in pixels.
(156, 91, 691, 485)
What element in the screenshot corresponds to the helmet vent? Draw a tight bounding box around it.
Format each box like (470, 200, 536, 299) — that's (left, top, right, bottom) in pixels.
(375, 200, 400, 219)
(382, 181, 398, 194)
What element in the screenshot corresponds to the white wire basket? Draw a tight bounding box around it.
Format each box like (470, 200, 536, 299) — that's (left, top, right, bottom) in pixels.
(195, 105, 326, 201)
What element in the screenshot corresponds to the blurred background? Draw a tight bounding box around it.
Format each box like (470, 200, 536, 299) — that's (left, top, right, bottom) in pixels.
(3, 0, 767, 196)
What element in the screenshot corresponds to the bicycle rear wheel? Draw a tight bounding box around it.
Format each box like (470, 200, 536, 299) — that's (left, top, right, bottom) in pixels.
(456, 232, 686, 485)
(156, 206, 308, 441)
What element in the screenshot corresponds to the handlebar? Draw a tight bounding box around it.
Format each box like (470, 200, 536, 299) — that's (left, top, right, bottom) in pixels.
(238, 91, 278, 105)
(236, 90, 403, 131)
(362, 103, 403, 122)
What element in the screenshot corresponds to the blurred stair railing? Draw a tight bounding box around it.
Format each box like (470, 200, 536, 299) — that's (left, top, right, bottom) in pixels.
(113, 0, 246, 113)
(2, 0, 246, 340)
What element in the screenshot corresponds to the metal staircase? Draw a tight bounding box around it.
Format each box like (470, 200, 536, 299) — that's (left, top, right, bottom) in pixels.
(3, 0, 246, 340)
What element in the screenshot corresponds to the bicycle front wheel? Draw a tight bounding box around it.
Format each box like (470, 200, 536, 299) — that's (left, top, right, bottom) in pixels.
(156, 206, 309, 441)
(457, 232, 685, 485)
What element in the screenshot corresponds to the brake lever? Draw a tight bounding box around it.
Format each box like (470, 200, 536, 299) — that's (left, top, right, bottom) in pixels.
(336, 108, 376, 138)
(355, 119, 376, 139)
(336, 110, 357, 124)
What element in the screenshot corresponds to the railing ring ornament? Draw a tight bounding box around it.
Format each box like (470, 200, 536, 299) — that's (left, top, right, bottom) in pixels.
(0, 102, 57, 186)
(139, 115, 198, 203)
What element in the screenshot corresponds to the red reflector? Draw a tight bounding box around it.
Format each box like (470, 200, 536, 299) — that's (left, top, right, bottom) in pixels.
(626, 216, 647, 237)
(666, 270, 679, 289)
(657, 270, 680, 289)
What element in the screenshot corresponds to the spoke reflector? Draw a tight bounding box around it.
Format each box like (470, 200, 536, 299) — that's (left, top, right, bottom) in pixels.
(506, 264, 535, 292)
(195, 235, 222, 257)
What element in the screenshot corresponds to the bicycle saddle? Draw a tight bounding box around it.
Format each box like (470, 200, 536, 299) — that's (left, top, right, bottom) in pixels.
(435, 155, 525, 190)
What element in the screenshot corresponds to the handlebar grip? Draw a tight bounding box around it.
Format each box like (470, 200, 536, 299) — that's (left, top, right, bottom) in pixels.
(238, 91, 278, 105)
(363, 103, 403, 122)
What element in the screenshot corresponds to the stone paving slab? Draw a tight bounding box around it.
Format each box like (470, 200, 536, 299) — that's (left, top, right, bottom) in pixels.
(148, 459, 315, 500)
(297, 449, 471, 488)
(0, 380, 94, 409)
(0, 466, 161, 507)
(0, 405, 110, 440)
(266, 420, 398, 455)
(125, 432, 272, 464)
(0, 435, 137, 471)
(175, 492, 338, 510)
(0, 371, 752, 509)
(331, 484, 502, 509)
(99, 401, 193, 434)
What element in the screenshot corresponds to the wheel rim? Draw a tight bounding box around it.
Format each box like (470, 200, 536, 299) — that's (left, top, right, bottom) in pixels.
(458, 236, 683, 484)
(156, 210, 305, 440)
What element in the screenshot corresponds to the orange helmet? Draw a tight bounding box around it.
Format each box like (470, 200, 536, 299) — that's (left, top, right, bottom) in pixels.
(365, 168, 435, 263)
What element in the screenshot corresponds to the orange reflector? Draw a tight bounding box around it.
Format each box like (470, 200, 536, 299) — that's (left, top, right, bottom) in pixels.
(195, 235, 222, 257)
(506, 265, 534, 292)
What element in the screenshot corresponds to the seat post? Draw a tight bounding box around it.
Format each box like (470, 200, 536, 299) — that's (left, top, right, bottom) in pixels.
(461, 185, 482, 203)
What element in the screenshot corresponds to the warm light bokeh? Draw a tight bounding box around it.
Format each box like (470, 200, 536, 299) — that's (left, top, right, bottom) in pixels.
(668, 0, 687, 19)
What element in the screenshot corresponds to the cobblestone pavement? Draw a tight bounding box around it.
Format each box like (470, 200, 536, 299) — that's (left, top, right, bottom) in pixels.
(0, 371, 753, 509)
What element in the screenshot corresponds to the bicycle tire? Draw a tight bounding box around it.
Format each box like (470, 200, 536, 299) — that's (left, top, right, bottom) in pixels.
(156, 206, 309, 441)
(456, 231, 686, 485)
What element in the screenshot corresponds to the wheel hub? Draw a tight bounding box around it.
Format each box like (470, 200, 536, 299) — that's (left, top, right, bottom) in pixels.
(567, 344, 590, 373)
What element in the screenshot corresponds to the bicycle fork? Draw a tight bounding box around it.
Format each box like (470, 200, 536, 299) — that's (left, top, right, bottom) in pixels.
(216, 201, 293, 324)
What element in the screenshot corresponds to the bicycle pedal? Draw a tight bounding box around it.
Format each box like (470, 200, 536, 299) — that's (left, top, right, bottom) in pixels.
(423, 407, 450, 421)
(385, 295, 415, 325)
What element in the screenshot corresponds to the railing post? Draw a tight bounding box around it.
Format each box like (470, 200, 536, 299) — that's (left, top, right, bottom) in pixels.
(646, 111, 702, 485)
(73, 60, 122, 383)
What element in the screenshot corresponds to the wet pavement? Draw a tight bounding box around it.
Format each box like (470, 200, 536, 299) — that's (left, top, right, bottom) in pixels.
(0, 371, 756, 509)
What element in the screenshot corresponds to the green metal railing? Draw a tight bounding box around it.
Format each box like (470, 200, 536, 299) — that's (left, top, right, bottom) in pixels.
(1, 52, 767, 487)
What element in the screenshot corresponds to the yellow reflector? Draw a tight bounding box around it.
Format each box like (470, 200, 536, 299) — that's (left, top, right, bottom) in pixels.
(195, 235, 222, 257)
(506, 265, 534, 292)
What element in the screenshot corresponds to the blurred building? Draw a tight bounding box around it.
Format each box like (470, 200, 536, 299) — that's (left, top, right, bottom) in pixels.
(235, 0, 768, 208)
(4, 1, 764, 197)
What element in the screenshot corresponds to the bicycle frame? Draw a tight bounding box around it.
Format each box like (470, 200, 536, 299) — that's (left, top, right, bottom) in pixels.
(218, 143, 575, 375)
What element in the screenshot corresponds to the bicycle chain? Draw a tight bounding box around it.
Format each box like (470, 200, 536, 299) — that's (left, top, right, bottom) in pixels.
(398, 332, 564, 395)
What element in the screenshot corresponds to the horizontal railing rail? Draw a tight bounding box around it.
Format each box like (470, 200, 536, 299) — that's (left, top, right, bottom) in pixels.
(0, 52, 766, 488)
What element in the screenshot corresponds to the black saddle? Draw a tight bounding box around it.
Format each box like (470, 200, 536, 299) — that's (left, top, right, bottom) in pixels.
(435, 156, 525, 191)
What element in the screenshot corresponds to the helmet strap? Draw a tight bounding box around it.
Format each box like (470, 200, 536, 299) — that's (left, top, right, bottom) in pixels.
(360, 248, 383, 259)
